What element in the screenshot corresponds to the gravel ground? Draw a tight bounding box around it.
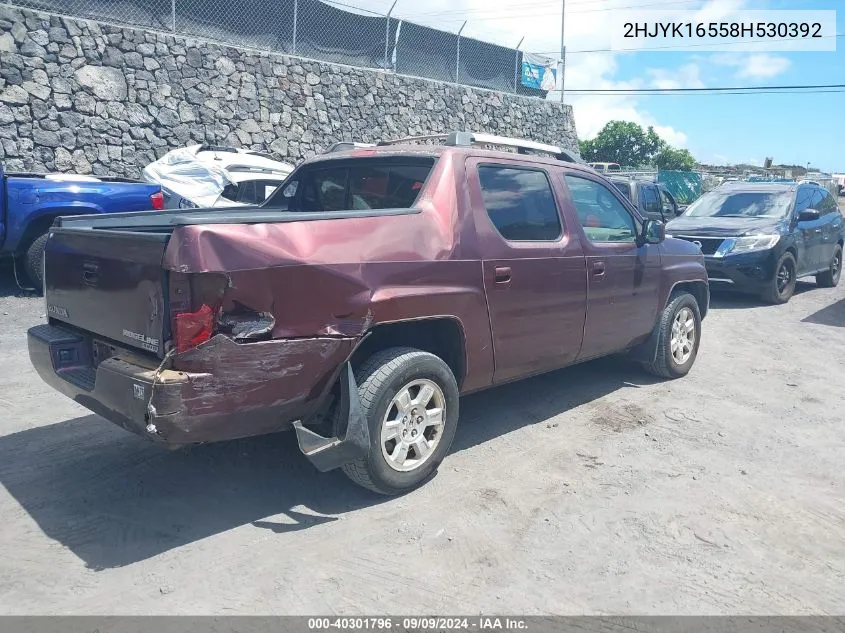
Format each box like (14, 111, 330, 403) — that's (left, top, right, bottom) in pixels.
(0, 260, 843, 615)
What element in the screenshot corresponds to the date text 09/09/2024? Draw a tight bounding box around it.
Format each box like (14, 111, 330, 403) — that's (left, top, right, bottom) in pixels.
(307, 617, 528, 630)
(623, 21, 822, 39)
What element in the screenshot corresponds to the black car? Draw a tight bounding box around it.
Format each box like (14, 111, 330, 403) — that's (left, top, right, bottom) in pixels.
(609, 178, 683, 222)
(667, 182, 843, 304)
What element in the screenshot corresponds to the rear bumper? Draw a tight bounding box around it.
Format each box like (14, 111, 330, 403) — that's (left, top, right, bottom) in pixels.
(28, 323, 356, 445)
(704, 250, 777, 292)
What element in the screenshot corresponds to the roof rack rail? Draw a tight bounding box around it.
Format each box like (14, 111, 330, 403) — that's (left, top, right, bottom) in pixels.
(325, 141, 377, 154)
(377, 132, 584, 164)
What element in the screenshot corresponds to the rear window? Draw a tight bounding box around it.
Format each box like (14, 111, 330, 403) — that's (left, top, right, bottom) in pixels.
(273, 159, 434, 212)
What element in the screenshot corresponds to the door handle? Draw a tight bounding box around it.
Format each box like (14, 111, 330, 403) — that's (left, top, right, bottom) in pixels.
(494, 266, 512, 283)
(814, 228, 823, 233)
(592, 261, 606, 276)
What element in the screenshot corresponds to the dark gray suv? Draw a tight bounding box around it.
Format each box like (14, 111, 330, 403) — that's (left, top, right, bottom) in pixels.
(667, 182, 843, 304)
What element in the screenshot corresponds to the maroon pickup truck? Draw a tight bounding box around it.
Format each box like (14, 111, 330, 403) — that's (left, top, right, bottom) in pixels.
(28, 133, 708, 495)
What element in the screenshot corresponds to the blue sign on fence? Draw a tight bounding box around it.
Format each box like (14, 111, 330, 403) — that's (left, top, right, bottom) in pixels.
(521, 53, 557, 92)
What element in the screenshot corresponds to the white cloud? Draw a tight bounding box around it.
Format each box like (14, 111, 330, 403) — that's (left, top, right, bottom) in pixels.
(736, 54, 792, 78)
(710, 53, 792, 79)
(647, 63, 706, 90)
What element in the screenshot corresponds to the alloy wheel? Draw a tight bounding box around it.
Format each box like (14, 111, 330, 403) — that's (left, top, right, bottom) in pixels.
(380, 379, 446, 472)
(776, 260, 793, 295)
(670, 307, 696, 365)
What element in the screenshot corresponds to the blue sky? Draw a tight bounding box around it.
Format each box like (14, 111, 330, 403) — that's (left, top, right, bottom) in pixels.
(348, 0, 842, 171)
(606, 0, 843, 171)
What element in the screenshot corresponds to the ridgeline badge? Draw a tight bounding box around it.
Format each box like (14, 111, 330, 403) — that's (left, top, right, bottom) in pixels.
(123, 329, 160, 353)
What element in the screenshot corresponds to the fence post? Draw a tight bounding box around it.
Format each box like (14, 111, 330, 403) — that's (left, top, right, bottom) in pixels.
(384, 0, 397, 70)
(292, 0, 298, 54)
(171, 0, 176, 32)
(455, 21, 466, 84)
(513, 36, 524, 94)
(560, 46, 566, 102)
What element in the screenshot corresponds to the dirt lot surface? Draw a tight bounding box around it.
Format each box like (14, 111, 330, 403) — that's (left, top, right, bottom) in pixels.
(1, 264, 843, 615)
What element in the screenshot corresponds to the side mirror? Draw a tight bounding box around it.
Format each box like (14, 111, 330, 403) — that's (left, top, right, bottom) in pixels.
(643, 219, 665, 244)
(798, 208, 820, 222)
(675, 204, 686, 217)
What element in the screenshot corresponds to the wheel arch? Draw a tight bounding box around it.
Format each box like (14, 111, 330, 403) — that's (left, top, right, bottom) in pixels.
(349, 316, 468, 389)
(15, 207, 97, 254)
(668, 279, 709, 319)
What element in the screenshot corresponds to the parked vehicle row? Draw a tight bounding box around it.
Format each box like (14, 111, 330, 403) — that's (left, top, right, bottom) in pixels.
(27, 132, 709, 495)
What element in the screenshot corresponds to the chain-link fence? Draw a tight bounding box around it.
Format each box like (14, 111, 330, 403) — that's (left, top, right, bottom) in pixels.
(7, 0, 560, 98)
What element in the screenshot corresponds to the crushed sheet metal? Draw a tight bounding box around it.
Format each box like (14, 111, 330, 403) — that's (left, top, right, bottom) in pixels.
(163, 335, 357, 442)
(217, 307, 276, 341)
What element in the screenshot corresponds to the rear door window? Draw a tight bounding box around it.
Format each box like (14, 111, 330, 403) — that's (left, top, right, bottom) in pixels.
(477, 166, 562, 241)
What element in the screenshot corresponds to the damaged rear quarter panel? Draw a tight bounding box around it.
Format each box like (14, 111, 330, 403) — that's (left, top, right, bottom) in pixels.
(166, 334, 356, 443)
(164, 153, 495, 401)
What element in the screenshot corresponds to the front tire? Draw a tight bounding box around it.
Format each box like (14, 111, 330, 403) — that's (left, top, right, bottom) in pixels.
(762, 252, 797, 304)
(642, 292, 702, 379)
(24, 232, 49, 291)
(816, 244, 842, 288)
(342, 347, 459, 495)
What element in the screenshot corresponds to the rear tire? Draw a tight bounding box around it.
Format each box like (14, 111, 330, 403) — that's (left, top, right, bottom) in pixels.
(24, 232, 49, 291)
(341, 347, 459, 495)
(761, 252, 797, 304)
(816, 244, 842, 288)
(641, 292, 702, 379)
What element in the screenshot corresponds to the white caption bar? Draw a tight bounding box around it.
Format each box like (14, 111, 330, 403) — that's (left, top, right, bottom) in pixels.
(610, 10, 837, 52)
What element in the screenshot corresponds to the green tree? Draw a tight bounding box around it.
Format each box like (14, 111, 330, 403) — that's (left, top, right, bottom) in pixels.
(653, 147, 697, 171)
(578, 120, 665, 167)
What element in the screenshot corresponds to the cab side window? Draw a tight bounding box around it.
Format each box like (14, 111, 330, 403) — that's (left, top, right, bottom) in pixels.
(794, 186, 815, 216)
(659, 189, 677, 217)
(639, 185, 661, 217)
(817, 190, 839, 215)
(565, 175, 637, 243)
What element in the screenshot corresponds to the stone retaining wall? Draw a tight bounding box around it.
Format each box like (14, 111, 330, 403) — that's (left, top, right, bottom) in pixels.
(0, 5, 578, 178)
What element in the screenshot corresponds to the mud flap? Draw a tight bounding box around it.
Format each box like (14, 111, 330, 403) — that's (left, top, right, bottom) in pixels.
(292, 363, 370, 472)
(628, 324, 660, 364)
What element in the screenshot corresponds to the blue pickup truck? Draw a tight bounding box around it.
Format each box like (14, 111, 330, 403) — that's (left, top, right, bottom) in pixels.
(0, 162, 163, 288)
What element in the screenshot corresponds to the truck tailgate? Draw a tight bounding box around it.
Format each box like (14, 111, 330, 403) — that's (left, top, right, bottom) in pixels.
(44, 228, 170, 357)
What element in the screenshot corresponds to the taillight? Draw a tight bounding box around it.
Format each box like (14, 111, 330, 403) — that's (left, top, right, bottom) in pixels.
(150, 191, 165, 210)
(174, 304, 215, 353)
